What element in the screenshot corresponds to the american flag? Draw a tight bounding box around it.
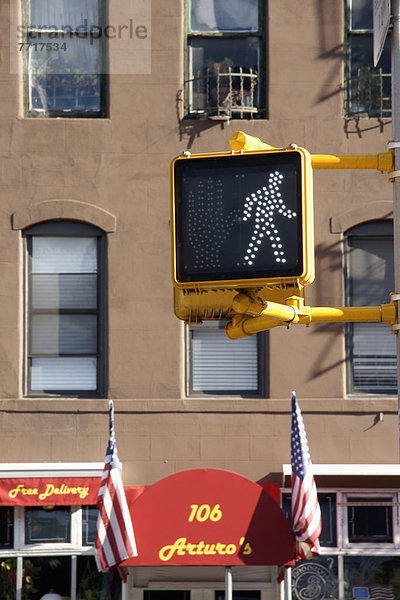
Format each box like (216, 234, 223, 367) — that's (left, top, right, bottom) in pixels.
(95, 400, 138, 569)
(291, 391, 321, 560)
(369, 585, 395, 600)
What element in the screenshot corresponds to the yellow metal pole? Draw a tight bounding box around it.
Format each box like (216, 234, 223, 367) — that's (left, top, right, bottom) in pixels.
(310, 153, 393, 172)
(228, 131, 394, 173)
(226, 300, 397, 339)
(307, 305, 395, 323)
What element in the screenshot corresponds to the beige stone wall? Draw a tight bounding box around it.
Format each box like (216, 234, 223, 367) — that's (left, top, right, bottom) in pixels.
(0, 0, 397, 485)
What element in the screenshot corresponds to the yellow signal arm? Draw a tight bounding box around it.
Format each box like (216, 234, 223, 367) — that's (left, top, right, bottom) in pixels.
(229, 131, 394, 173)
(225, 294, 397, 339)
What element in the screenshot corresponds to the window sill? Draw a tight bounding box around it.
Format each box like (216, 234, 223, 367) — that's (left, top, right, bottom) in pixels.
(1, 397, 398, 414)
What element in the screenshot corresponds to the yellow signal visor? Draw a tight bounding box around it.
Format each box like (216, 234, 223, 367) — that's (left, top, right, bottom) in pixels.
(171, 147, 314, 290)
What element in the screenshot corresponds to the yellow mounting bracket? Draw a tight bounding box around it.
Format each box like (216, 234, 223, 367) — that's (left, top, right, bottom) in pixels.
(225, 293, 398, 339)
(229, 131, 394, 174)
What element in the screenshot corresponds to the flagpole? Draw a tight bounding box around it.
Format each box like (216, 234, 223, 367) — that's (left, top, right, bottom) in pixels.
(284, 567, 292, 600)
(95, 399, 138, 571)
(225, 567, 233, 600)
(121, 580, 127, 600)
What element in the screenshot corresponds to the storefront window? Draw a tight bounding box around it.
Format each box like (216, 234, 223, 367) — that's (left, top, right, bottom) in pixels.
(25, 506, 71, 544)
(19, 556, 117, 600)
(344, 556, 400, 600)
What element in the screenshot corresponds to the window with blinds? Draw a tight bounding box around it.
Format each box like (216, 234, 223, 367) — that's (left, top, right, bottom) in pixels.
(186, 322, 265, 396)
(24, 221, 106, 396)
(345, 221, 395, 395)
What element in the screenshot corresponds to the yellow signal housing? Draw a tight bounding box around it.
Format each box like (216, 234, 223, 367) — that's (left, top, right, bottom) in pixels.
(170, 146, 314, 322)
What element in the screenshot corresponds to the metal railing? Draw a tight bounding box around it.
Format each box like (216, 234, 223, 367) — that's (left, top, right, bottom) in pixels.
(184, 66, 259, 119)
(346, 67, 391, 118)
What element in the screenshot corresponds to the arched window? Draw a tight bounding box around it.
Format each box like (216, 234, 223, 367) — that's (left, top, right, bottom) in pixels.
(23, 221, 106, 397)
(345, 221, 395, 395)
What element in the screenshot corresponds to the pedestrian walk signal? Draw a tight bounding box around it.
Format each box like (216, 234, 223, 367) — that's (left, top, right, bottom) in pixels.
(171, 147, 314, 291)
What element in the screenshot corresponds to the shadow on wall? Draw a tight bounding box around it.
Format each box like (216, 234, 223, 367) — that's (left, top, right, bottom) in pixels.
(313, 1, 392, 138)
(308, 238, 345, 381)
(176, 90, 229, 148)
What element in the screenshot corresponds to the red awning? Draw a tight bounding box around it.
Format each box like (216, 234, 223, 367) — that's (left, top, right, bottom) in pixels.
(122, 468, 295, 567)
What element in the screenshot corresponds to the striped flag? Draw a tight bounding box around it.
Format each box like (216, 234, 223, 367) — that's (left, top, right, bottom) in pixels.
(291, 391, 321, 560)
(369, 585, 395, 600)
(95, 400, 138, 569)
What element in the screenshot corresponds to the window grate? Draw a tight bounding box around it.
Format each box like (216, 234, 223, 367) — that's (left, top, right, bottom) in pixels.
(185, 67, 259, 119)
(345, 67, 392, 118)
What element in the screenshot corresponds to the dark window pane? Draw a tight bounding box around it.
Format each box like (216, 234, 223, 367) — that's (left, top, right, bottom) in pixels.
(349, 34, 391, 77)
(351, 0, 372, 30)
(144, 592, 190, 600)
(77, 555, 119, 600)
(346, 23, 391, 118)
(190, 38, 259, 93)
(22, 556, 71, 599)
(216, 592, 259, 600)
(30, 72, 101, 114)
(0, 507, 13, 549)
(282, 493, 337, 548)
(25, 506, 71, 544)
(347, 498, 393, 543)
(348, 237, 394, 306)
(190, 37, 260, 76)
(187, 38, 260, 115)
(0, 558, 17, 600)
(82, 505, 98, 545)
